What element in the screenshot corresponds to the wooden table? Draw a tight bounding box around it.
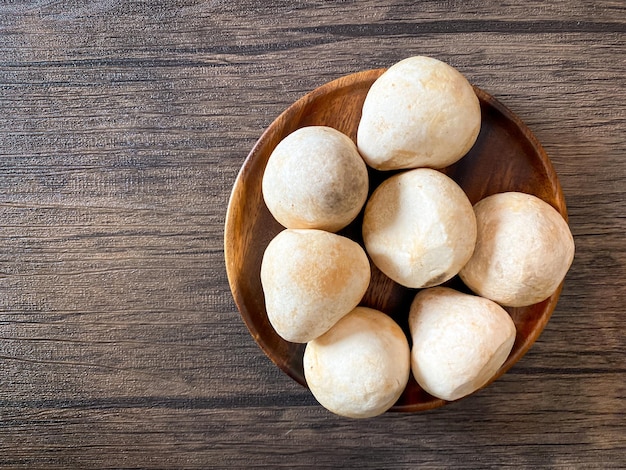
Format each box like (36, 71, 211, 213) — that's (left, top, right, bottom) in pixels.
(1, 1, 624, 468)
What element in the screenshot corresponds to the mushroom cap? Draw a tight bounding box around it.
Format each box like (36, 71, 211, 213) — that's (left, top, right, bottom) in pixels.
(357, 56, 481, 170)
(459, 192, 575, 307)
(362, 168, 477, 288)
(304, 307, 410, 418)
(260, 229, 371, 343)
(409, 287, 516, 401)
(262, 126, 369, 232)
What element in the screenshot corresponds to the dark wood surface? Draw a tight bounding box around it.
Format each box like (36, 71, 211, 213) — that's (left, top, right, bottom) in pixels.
(1, 1, 624, 468)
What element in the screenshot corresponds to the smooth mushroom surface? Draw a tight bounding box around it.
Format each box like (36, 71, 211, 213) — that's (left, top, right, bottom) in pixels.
(304, 307, 410, 418)
(409, 287, 516, 401)
(459, 191, 575, 307)
(261, 229, 371, 343)
(262, 126, 369, 232)
(357, 56, 481, 170)
(362, 168, 477, 289)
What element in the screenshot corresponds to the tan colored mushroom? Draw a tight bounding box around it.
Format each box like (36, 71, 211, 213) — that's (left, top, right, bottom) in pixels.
(409, 287, 516, 401)
(260, 229, 370, 343)
(362, 168, 476, 288)
(304, 306, 410, 418)
(357, 56, 481, 170)
(262, 126, 369, 232)
(459, 192, 575, 307)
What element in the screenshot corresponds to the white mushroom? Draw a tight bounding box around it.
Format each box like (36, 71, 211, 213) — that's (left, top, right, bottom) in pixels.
(362, 168, 477, 288)
(409, 287, 516, 401)
(357, 56, 481, 170)
(260, 229, 370, 343)
(262, 126, 369, 232)
(304, 306, 410, 418)
(459, 192, 575, 307)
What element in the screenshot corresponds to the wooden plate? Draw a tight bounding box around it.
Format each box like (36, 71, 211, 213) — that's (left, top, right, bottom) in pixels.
(224, 69, 567, 412)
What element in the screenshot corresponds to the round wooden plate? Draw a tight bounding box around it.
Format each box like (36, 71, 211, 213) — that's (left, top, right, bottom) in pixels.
(224, 69, 567, 412)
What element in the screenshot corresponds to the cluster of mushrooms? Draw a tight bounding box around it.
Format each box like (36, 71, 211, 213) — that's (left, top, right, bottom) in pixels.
(259, 56, 575, 418)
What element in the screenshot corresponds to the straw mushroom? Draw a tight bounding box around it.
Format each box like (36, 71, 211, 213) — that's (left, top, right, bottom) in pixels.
(362, 168, 477, 289)
(357, 56, 481, 170)
(260, 229, 370, 343)
(262, 126, 369, 232)
(459, 192, 575, 307)
(409, 287, 516, 401)
(304, 306, 410, 418)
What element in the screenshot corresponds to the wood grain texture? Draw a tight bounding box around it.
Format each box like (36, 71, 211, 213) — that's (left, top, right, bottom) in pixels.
(0, 0, 624, 468)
